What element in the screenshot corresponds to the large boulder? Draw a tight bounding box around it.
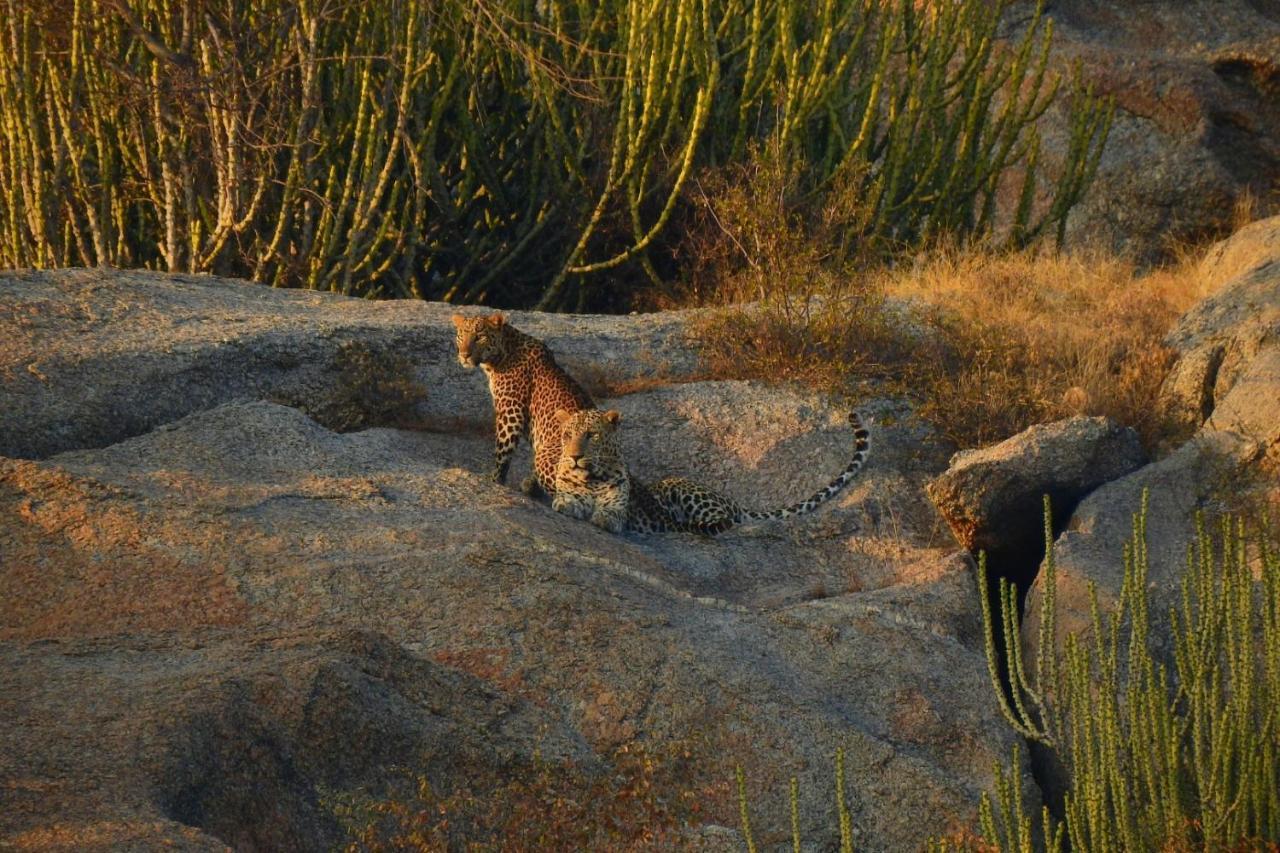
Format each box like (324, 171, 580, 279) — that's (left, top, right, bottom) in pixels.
(926, 416, 1147, 580)
(1159, 215, 1280, 456)
(1016, 2, 1280, 260)
(0, 271, 1019, 851)
(0, 268, 710, 461)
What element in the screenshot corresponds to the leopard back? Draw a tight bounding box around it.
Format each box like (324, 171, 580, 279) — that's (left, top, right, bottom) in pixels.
(452, 313, 593, 492)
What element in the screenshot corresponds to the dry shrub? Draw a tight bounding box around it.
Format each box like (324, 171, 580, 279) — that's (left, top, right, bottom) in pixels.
(694, 245, 1203, 451)
(882, 248, 1202, 448)
(321, 341, 430, 432)
(677, 143, 909, 390)
(335, 743, 703, 852)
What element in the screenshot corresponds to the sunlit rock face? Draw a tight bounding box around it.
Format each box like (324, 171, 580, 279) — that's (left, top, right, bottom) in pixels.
(1, 270, 1019, 851)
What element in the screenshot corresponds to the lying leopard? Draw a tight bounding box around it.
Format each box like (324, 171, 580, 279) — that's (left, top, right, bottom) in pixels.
(452, 313, 593, 495)
(551, 408, 870, 535)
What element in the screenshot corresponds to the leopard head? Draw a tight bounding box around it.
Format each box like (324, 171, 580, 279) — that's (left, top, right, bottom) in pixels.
(554, 409, 624, 484)
(451, 313, 513, 369)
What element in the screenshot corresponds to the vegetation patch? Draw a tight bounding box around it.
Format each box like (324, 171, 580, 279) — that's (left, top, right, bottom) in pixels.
(734, 498, 1280, 851)
(968, 496, 1280, 851)
(331, 743, 709, 852)
(674, 136, 1201, 451)
(0, 0, 1107, 309)
(693, 243, 1203, 451)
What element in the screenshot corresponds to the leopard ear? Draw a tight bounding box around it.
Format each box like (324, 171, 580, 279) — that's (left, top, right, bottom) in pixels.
(554, 409, 572, 426)
(604, 410, 621, 425)
(486, 313, 506, 328)
(450, 314, 465, 328)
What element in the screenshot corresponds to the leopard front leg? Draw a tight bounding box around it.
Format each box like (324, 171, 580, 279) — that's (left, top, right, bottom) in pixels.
(588, 479, 630, 534)
(552, 489, 593, 521)
(491, 402, 527, 485)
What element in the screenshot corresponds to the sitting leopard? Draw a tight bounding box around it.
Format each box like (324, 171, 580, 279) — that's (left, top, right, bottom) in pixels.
(551, 407, 870, 535)
(452, 313, 593, 494)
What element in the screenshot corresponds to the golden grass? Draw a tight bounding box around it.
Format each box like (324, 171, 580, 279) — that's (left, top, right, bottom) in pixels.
(695, 246, 1206, 452)
(882, 248, 1203, 447)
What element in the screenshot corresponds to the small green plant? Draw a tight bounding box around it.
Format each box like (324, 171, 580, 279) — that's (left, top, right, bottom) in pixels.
(736, 746, 857, 852)
(969, 492, 1280, 851)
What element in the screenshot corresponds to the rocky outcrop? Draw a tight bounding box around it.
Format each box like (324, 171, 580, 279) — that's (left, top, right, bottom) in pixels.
(0, 271, 1017, 851)
(1160, 215, 1280, 456)
(0, 268, 709, 461)
(11, 211, 1277, 850)
(1025, 217, 1280, 665)
(926, 416, 1147, 583)
(1022, 1, 1280, 259)
(1020, 429, 1256, 664)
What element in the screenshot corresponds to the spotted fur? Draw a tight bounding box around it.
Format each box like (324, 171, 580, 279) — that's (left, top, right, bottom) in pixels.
(552, 408, 871, 535)
(453, 313, 593, 494)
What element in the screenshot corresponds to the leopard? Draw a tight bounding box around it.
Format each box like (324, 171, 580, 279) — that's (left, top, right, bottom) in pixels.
(551, 407, 870, 535)
(452, 313, 593, 495)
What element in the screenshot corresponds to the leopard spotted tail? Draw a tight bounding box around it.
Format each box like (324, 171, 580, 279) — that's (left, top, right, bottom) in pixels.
(738, 410, 870, 523)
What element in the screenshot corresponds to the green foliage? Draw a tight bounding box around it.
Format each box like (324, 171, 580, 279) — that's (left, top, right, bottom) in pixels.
(0, 0, 1109, 308)
(973, 492, 1280, 851)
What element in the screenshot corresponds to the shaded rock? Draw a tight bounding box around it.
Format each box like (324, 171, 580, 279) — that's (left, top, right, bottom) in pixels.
(1011, 2, 1280, 259)
(1159, 215, 1280, 454)
(0, 631, 586, 853)
(0, 268, 712, 460)
(926, 416, 1147, 580)
(0, 271, 1022, 851)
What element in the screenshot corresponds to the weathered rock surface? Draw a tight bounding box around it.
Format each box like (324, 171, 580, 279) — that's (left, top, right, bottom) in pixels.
(925, 416, 1147, 577)
(0, 271, 1018, 851)
(1196, 212, 1280, 295)
(1021, 1, 1280, 259)
(0, 268, 710, 461)
(1159, 215, 1280, 456)
(1026, 216, 1280, 666)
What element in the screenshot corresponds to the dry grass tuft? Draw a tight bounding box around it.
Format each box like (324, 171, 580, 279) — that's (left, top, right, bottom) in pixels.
(676, 136, 1210, 452)
(332, 742, 705, 852)
(322, 341, 430, 432)
(880, 248, 1203, 448)
(694, 247, 1205, 452)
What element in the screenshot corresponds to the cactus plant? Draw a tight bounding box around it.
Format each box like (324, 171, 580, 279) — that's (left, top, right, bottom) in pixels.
(0, 0, 1109, 307)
